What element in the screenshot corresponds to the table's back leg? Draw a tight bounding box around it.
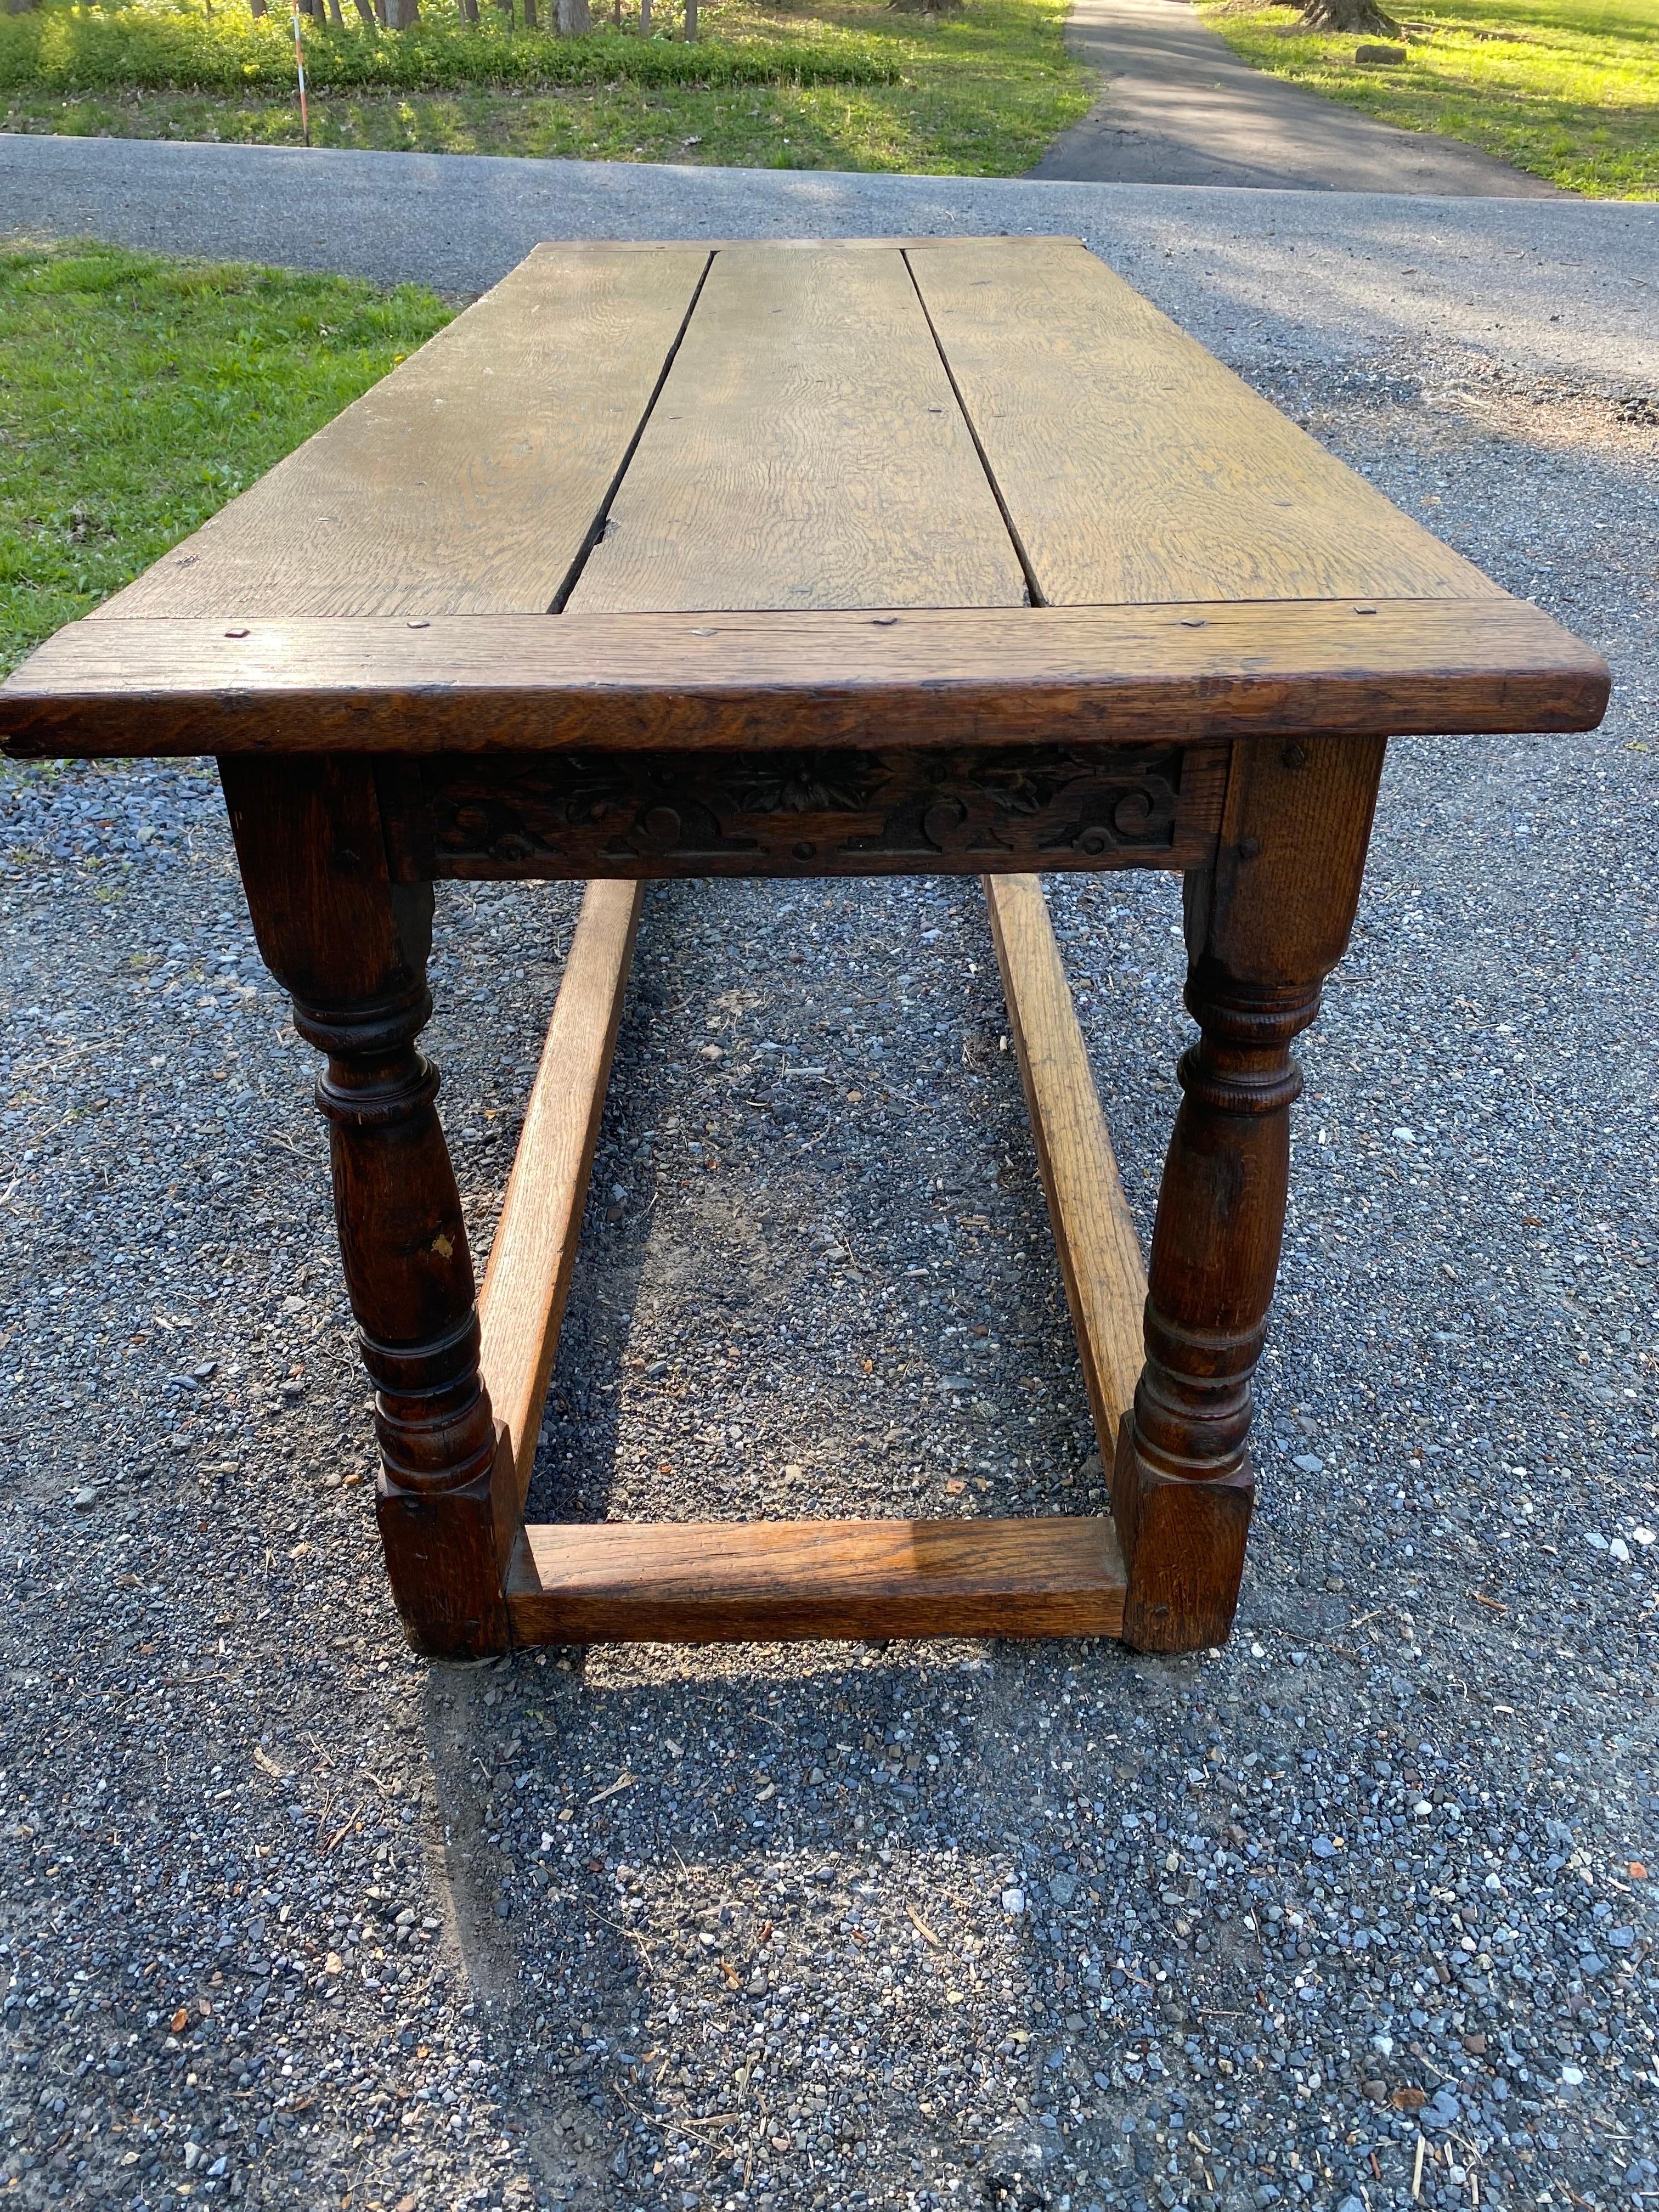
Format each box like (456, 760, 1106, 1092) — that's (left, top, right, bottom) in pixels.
(219, 755, 513, 1657)
(1115, 733, 1387, 1651)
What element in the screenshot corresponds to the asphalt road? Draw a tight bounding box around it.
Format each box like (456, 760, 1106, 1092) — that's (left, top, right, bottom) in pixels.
(1, 135, 1656, 391)
(1030, 0, 1560, 193)
(2, 138, 1657, 2212)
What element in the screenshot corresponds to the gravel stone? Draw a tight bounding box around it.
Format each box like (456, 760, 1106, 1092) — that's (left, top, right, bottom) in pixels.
(2, 199, 1656, 2212)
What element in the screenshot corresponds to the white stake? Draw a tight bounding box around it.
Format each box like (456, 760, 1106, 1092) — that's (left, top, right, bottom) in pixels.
(292, 4, 311, 146)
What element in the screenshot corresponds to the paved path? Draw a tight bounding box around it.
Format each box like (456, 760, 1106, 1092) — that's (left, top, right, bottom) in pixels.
(4, 126, 1658, 2212)
(1031, 0, 1562, 193)
(2, 136, 1654, 390)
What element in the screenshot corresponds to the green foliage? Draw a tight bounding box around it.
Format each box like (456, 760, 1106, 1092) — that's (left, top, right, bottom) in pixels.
(0, 240, 453, 674)
(0, 0, 901, 93)
(1199, 0, 1658, 198)
(0, 0, 1090, 171)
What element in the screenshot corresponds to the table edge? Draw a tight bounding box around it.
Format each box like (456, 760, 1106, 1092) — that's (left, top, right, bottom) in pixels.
(0, 598, 1611, 759)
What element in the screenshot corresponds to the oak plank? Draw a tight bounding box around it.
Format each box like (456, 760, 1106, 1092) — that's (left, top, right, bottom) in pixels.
(565, 244, 1028, 614)
(2, 599, 1610, 759)
(94, 244, 709, 620)
(907, 236, 1506, 608)
(985, 873, 1146, 1449)
(506, 1516, 1127, 1644)
(477, 880, 645, 1511)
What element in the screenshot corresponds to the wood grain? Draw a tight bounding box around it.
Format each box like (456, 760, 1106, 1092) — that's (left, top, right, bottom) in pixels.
(396, 740, 1226, 881)
(217, 755, 511, 1656)
(565, 244, 1028, 614)
(907, 236, 1506, 608)
(1113, 732, 1389, 1652)
(984, 873, 1147, 1449)
(506, 1516, 1127, 1643)
(2, 599, 1610, 760)
(477, 880, 644, 1510)
(94, 243, 708, 620)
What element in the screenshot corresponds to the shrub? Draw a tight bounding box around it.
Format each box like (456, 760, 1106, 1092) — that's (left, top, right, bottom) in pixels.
(0, 0, 905, 94)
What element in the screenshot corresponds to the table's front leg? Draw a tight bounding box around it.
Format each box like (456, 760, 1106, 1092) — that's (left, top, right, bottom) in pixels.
(1115, 733, 1387, 1651)
(219, 755, 512, 1658)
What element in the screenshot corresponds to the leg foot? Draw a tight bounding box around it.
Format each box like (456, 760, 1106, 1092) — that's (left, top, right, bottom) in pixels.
(377, 1425, 518, 1658)
(1112, 1420, 1251, 1651)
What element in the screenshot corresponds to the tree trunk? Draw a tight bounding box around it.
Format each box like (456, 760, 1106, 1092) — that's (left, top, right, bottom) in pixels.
(557, 0, 589, 29)
(248, 0, 267, 19)
(1300, 0, 1401, 31)
(385, 0, 419, 27)
(522, 0, 536, 23)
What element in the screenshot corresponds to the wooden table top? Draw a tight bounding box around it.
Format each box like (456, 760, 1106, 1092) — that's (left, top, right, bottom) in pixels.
(0, 236, 1607, 759)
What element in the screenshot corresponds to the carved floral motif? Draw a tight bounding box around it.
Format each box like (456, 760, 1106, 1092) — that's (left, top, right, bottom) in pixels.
(409, 743, 1215, 879)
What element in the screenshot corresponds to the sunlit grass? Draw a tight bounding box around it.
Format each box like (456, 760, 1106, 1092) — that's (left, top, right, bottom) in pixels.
(0, 239, 453, 674)
(1199, 0, 1658, 196)
(0, 0, 1092, 172)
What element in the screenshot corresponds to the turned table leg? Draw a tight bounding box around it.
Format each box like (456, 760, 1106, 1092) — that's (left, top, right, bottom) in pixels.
(1114, 734, 1387, 1652)
(220, 755, 514, 1657)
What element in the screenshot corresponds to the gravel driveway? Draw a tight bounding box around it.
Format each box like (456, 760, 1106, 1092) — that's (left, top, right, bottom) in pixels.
(1, 136, 1657, 391)
(2, 162, 1657, 2212)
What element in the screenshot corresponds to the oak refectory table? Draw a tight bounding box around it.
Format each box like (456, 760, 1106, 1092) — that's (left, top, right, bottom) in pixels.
(0, 238, 1609, 1660)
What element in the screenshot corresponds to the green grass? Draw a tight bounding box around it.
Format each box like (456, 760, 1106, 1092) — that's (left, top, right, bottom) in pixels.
(0, 0, 1090, 171)
(0, 4, 906, 92)
(1199, 0, 1658, 197)
(0, 239, 454, 675)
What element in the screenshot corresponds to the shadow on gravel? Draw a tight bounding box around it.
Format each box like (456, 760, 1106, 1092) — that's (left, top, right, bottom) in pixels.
(520, 873, 1116, 1538)
(5, 358, 1657, 2211)
(419, 1625, 1206, 2211)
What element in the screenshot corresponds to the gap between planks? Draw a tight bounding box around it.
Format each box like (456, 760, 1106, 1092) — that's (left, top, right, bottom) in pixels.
(477, 871, 1146, 1646)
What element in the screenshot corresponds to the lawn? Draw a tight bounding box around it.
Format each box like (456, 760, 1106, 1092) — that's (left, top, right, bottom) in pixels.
(0, 239, 454, 676)
(0, 0, 1091, 171)
(1198, 0, 1658, 197)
